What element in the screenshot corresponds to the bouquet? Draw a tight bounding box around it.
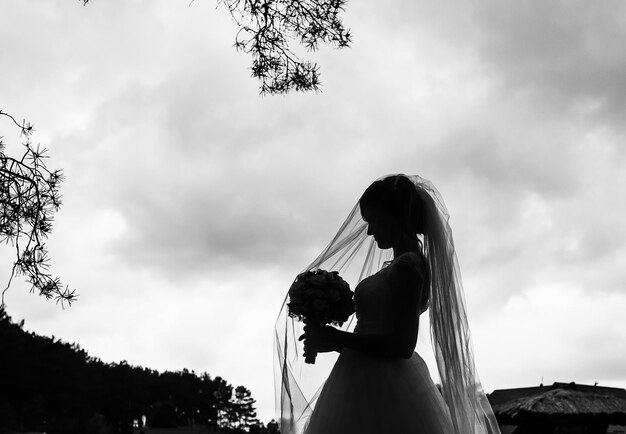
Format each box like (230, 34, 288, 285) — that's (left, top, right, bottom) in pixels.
(287, 269, 355, 364)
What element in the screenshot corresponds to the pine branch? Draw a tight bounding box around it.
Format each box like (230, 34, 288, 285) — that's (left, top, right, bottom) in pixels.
(0, 110, 75, 307)
(219, 0, 352, 94)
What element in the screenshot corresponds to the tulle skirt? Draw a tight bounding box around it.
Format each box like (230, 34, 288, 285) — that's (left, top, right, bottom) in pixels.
(303, 348, 454, 434)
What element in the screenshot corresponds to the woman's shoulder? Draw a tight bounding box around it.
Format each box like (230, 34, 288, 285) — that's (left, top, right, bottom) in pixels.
(390, 251, 430, 311)
(392, 251, 427, 270)
(388, 251, 429, 282)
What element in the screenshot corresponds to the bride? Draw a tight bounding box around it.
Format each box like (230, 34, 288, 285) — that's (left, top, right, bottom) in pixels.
(274, 174, 501, 434)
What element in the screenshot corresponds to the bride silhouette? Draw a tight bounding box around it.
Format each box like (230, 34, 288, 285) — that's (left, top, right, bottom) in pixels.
(274, 174, 501, 434)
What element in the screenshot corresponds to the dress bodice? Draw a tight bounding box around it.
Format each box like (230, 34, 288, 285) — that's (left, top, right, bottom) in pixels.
(353, 268, 394, 336)
(353, 252, 428, 336)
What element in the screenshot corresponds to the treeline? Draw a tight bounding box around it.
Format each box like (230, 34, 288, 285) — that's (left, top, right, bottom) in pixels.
(0, 307, 279, 434)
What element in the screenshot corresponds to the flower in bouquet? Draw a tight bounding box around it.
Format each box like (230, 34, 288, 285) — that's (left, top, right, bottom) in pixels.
(287, 269, 355, 363)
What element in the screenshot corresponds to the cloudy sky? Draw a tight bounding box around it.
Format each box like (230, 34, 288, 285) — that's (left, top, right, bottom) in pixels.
(2, 0, 626, 424)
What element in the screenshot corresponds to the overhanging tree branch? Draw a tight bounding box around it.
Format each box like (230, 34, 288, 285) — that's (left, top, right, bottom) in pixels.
(0, 110, 75, 307)
(80, 0, 351, 94)
(218, 0, 351, 94)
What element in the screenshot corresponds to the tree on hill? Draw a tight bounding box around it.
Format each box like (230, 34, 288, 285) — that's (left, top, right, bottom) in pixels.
(0, 307, 271, 434)
(147, 400, 182, 428)
(220, 385, 259, 432)
(0, 110, 74, 306)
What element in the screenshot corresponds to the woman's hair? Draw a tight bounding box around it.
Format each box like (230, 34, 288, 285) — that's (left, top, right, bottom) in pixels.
(359, 174, 427, 234)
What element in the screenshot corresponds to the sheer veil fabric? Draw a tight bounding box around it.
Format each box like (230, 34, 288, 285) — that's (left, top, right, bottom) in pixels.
(274, 174, 500, 434)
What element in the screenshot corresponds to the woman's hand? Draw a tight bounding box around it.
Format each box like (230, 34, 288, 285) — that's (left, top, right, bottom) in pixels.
(299, 323, 342, 358)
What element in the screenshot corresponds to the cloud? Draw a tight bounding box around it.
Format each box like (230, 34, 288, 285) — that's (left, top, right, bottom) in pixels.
(473, 1, 626, 130)
(3, 0, 626, 423)
(474, 284, 626, 390)
(48, 71, 372, 282)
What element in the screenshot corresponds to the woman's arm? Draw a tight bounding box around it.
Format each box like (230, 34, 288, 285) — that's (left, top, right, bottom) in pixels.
(301, 254, 424, 359)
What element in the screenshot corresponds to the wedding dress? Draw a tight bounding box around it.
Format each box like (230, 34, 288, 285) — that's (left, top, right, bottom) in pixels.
(303, 253, 454, 434)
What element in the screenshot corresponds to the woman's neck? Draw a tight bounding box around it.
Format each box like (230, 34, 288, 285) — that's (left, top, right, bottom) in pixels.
(393, 235, 419, 258)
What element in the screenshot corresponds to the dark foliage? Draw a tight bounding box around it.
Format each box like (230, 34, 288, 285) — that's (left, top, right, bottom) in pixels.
(0, 110, 74, 306)
(222, 385, 259, 431)
(217, 0, 351, 94)
(79, 0, 351, 94)
(0, 307, 277, 434)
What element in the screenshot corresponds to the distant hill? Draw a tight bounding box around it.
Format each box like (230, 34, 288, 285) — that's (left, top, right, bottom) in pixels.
(0, 307, 278, 434)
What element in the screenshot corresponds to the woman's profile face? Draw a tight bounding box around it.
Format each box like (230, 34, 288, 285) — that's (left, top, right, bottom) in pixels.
(362, 206, 399, 250)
